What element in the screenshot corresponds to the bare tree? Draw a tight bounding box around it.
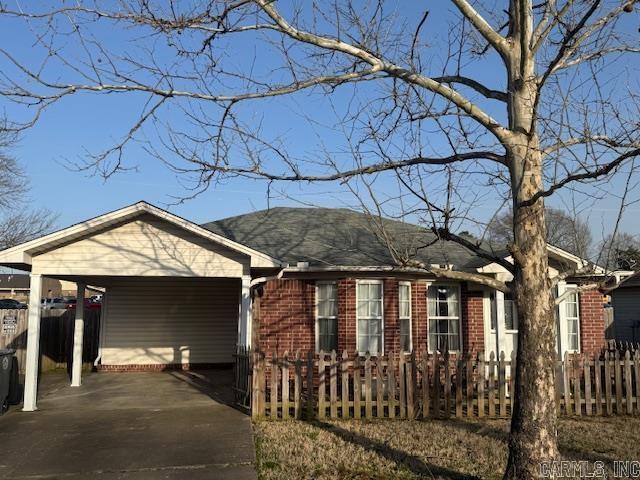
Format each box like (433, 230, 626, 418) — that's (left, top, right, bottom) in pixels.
(0, 1, 639, 477)
(0, 131, 56, 250)
(488, 207, 593, 257)
(599, 231, 640, 269)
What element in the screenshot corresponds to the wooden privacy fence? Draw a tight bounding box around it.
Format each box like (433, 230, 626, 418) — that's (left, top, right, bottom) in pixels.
(0, 308, 101, 373)
(251, 349, 640, 420)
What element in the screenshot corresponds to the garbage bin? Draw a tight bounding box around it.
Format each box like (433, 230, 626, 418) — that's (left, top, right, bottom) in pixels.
(0, 348, 15, 414)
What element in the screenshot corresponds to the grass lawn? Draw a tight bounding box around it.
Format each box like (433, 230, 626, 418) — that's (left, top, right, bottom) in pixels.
(254, 416, 640, 479)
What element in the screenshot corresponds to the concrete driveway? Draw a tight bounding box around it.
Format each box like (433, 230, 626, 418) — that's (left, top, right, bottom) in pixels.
(0, 369, 256, 479)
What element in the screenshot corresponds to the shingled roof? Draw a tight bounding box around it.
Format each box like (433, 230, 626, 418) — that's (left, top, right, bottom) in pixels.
(202, 207, 498, 270)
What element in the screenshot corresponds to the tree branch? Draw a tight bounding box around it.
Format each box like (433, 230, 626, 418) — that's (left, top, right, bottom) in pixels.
(449, 0, 510, 56)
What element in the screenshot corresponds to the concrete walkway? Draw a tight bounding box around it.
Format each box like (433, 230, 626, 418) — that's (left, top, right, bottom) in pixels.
(0, 369, 256, 479)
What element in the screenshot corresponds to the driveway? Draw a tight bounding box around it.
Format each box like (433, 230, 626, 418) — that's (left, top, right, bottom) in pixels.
(0, 369, 256, 479)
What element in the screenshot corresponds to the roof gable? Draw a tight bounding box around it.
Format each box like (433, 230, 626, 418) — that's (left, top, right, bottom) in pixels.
(0, 202, 282, 270)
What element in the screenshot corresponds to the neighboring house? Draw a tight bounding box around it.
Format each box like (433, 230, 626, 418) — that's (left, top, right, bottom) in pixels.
(0, 201, 607, 411)
(0, 273, 63, 302)
(609, 272, 640, 343)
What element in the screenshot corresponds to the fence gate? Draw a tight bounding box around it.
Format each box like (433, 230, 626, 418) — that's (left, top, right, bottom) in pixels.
(233, 345, 252, 410)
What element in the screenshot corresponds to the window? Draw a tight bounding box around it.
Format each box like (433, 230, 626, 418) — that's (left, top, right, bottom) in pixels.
(565, 291, 580, 352)
(504, 293, 517, 331)
(357, 280, 383, 354)
(399, 282, 412, 351)
(428, 284, 461, 352)
(489, 291, 497, 331)
(316, 282, 337, 352)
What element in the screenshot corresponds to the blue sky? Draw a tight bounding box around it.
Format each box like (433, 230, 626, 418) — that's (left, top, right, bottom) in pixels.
(1, 1, 639, 242)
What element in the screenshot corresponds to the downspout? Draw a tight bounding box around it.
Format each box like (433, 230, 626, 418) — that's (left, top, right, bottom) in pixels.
(94, 290, 108, 367)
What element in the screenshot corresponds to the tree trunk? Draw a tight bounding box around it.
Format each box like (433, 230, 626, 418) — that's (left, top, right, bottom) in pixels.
(504, 140, 560, 479)
(504, 2, 560, 473)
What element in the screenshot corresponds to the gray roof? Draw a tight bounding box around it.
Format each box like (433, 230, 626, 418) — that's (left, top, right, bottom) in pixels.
(202, 207, 498, 270)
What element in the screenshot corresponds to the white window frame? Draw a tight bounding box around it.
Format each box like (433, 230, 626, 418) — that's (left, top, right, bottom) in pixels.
(557, 282, 581, 356)
(427, 283, 463, 353)
(503, 291, 518, 333)
(399, 281, 412, 352)
(356, 279, 384, 355)
(315, 281, 338, 353)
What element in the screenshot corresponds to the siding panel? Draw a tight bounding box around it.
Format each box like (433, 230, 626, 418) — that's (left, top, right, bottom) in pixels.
(101, 279, 240, 365)
(32, 214, 248, 277)
(612, 287, 640, 343)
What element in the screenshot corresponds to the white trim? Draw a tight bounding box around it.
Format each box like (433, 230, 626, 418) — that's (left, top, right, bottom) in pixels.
(71, 282, 86, 387)
(399, 281, 412, 352)
(315, 281, 338, 353)
(356, 279, 384, 355)
(238, 275, 252, 347)
(0, 201, 283, 269)
(23, 274, 42, 412)
(427, 282, 463, 353)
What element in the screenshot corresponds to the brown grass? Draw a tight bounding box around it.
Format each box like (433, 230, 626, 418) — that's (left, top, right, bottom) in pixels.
(254, 416, 640, 480)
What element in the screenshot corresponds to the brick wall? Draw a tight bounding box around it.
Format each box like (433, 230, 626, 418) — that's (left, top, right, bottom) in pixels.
(337, 279, 357, 352)
(258, 279, 315, 353)
(256, 277, 607, 357)
(579, 289, 606, 354)
(462, 285, 485, 355)
(412, 282, 428, 351)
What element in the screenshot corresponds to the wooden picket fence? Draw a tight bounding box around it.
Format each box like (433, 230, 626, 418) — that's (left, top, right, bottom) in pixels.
(251, 349, 640, 420)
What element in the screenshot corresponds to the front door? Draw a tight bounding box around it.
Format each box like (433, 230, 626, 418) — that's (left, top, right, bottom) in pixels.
(484, 290, 518, 360)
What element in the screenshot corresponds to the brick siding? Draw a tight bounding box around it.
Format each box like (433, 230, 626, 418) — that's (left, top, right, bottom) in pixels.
(579, 289, 606, 354)
(256, 277, 607, 357)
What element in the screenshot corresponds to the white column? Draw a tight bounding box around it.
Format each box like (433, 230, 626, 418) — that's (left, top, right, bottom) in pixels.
(71, 282, 86, 387)
(495, 290, 506, 357)
(238, 275, 252, 348)
(23, 274, 43, 412)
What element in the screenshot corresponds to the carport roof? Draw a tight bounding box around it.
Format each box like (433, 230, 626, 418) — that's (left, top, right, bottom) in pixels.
(0, 201, 284, 270)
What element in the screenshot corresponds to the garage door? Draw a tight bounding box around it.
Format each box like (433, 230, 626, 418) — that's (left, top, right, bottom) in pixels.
(100, 279, 240, 367)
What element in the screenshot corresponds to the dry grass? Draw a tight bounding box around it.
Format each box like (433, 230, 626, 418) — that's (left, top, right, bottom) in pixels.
(254, 416, 640, 480)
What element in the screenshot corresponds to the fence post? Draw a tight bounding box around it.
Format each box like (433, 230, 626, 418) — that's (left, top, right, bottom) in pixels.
(488, 352, 496, 417)
(466, 353, 474, 417)
(294, 351, 302, 419)
(421, 349, 429, 419)
(615, 350, 623, 414)
(282, 351, 290, 420)
(341, 350, 349, 418)
(399, 352, 406, 418)
(563, 352, 572, 416)
(376, 355, 385, 418)
(270, 352, 279, 419)
(251, 351, 264, 419)
(354, 354, 361, 419)
(573, 354, 582, 417)
(594, 355, 602, 416)
(625, 350, 633, 415)
(306, 351, 314, 420)
(365, 353, 373, 419)
(330, 350, 338, 419)
(634, 352, 640, 415)
(499, 351, 506, 417)
(432, 350, 440, 419)
(604, 351, 613, 415)
(388, 352, 397, 419)
(444, 350, 451, 418)
(583, 354, 592, 416)
(318, 350, 326, 419)
(509, 351, 516, 415)
(477, 352, 485, 418)
(455, 355, 463, 418)
(407, 351, 416, 420)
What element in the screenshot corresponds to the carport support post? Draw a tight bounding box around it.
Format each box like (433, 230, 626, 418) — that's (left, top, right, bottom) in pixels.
(238, 275, 252, 347)
(23, 273, 43, 412)
(71, 283, 86, 387)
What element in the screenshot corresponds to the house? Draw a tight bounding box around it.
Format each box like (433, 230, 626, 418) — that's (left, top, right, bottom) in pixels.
(609, 272, 640, 343)
(0, 273, 64, 302)
(0, 201, 607, 411)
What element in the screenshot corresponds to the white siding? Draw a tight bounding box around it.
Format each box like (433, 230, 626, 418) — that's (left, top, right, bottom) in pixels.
(32, 214, 248, 277)
(101, 279, 240, 365)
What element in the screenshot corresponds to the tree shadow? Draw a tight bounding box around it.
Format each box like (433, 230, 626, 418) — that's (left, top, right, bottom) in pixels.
(306, 419, 481, 479)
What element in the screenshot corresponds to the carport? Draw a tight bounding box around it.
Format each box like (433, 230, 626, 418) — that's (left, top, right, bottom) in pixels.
(0, 201, 281, 411)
